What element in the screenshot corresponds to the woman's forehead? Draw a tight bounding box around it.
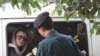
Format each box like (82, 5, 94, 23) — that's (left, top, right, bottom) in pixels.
(16, 31, 26, 35)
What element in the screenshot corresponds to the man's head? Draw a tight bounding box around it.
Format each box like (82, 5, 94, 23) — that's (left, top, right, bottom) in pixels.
(34, 12, 54, 37)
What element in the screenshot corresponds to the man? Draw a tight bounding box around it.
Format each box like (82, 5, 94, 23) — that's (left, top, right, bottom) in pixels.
(34, 12, 82, 56)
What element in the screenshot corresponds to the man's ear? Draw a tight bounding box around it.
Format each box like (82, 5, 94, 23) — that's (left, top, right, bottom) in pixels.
(42, 27, 45, 32)
(39, 27, 45, 32)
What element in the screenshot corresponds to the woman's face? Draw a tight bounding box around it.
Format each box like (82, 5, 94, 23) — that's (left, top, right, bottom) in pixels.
(15, 31, 27, 47)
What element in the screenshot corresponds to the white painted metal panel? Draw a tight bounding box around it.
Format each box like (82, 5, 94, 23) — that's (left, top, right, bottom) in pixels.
(0, 19, 3, 56)
(91, 18, 100, 56)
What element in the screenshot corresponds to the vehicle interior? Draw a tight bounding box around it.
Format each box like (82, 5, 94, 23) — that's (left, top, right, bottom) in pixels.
(6, 21, 89, 56)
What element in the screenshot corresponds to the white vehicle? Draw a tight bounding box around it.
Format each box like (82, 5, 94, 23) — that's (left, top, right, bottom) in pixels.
(0, 17, 100, 56)
(0, 3, 100, 56)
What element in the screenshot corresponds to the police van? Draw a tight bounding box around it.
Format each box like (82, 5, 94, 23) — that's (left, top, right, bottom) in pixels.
(0, 3, 100, 56)
(0, 17, 100, 56)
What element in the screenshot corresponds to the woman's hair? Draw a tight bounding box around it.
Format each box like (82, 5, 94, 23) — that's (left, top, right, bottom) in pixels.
(14, 28, 27, 40)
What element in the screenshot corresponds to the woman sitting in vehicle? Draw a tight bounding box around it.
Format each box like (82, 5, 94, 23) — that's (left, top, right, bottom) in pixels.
(8, 28, 33, 56)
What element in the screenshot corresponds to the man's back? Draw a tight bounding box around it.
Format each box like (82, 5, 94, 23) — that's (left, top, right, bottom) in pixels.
(36, 30, 82, 56)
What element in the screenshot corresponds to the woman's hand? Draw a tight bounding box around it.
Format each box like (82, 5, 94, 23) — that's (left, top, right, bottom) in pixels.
(26, 52, 33, 56)
(32, 47, 37, 56)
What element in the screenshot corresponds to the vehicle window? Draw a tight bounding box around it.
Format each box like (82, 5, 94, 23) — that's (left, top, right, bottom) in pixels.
(6, 21, 88, 56)
(54, 21, 88, 56)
